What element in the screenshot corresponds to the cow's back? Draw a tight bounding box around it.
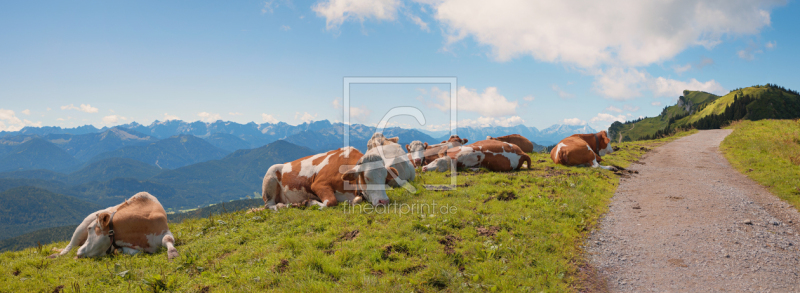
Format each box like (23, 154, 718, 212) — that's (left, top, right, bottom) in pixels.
(491, 134, 534, 153)
(551, 136, 596, 166)
(280, 147, 364, 201)
(114, 192, 169, 250)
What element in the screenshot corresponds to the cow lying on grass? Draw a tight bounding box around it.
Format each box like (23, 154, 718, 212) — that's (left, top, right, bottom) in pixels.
(262, 147, 397, 210)
(406, 140, 427, 167)
(365, 133, 416, 187)
(487, 134, 534, 153)
(49, 192, 178, 260)
(423, 135, 469, 166)
(421, 140, 531, 172)
(550, 130, 616, 170)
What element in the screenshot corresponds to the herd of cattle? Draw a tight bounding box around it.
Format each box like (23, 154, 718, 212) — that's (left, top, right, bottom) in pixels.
(48, 130, 615, 260)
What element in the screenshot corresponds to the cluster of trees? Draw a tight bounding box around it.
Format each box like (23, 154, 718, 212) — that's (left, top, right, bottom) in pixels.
(690, 94, 755, 129)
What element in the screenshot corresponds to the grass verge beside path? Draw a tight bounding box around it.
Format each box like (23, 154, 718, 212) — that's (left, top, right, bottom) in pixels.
(721, 119, 800, 210)
(0, 130, 695, 292)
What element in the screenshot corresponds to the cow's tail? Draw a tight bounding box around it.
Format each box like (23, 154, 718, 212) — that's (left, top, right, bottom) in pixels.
(262, 164, 284, 206)
(162, 231, 179, 260)
(521, 154, 532, 170)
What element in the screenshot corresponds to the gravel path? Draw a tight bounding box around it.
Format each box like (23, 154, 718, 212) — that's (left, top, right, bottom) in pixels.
(587, 129, 800, 292)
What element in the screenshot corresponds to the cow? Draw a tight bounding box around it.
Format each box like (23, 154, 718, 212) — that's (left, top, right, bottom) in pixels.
(262, 147, 397, 210)
(370, 143, 416, 187)
(49, 192, 178, 260)
(405, 140, 427, 167)
(422, 135, 469, 165)
(550, 131, 616, 170)
(487, 134, 534, 153)
(421, 140, 531, 172)
(367, 133, 399, 150)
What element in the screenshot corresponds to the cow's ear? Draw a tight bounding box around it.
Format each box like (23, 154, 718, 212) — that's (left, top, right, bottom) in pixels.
(341, 167, 359, 181)
(406, 144, 411, 152)
(385, 167, 399, 183)
(462, 138, 468, 144)
(441, 140, 446, 144)
(388, 137, 399, 143)
(98, 212, 112, 228)
(423, 142, 428, 149)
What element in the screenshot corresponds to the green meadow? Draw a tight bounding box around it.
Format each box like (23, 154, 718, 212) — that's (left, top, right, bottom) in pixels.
(0, 131, 695, 292)
(721, 119, 800, 210)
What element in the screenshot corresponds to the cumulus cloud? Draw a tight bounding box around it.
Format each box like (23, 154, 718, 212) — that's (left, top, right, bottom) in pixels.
(102, 115, 127, 125)
(765, 41, 777, 49)
(551, 84, 573, 99)
(0, 109, 41, 131)
(313, 0, 402, 30)
(605, 106, 622, 113)
(523, 95, 535, 101)
(197, 112, 222, 122)
(332, 98, 341, 109)
(561, 118, 586, 126)
(590, 113, 626, 124)
(164, 113, 180, 121)
(422, 86, 517, 117)
(21, 109, 30, 115)
(673, 63, 692, 74)
(592, 67, 648, 100)
(349, 105, 372, 123)
(61, 104, 99, 113)
(406, 12, 429, 31)
(651, 101, 662, 106)
(651, 77, 726, 98)
(460, 116, 525, 128)
(433, 0, 779, 67)
(295, 112, 318, 123)
(262, 113, 279, 124)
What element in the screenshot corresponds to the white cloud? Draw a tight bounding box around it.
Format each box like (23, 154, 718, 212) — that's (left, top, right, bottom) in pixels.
(197, 112, 223, 122)
(592, 67, 648, 100)
(460, 116, 525, 128)
(561, 118, 586, 126)
(765, 41, 776, 49)
(295, 112, 318, 123)
(523, 95, 535, 101)
(406, 12, 429, 32)
(349, 105, 372, 123)
(590, 113, 626, 124)
(261, 113, 279, 124)
(262, 0, 277, 13)
(61, 104, 99, 113)
(651, 101, 662, 106)
(423, 86, 517, 117)
(21, 109, 30, 115)
(164, 113, 180, 121)
(332, 98, 341, 109)
(102, 115, 127, 125)
(46, 107, 51, 111)
(623, 105, 639, 112)
(651, 77, 726, 97)
(229, 112, 244, 116)
(605, 106, 622, 113)
(551, 84, 574, 99)
(433, 0, 779, 67)
(0, 109, 41, 131)
(280, 25, 291, 31)
(313, 0, 402, 30)
(672, 63, 692, 74)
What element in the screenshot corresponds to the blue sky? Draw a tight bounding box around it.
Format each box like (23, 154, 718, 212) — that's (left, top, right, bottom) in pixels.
(1, 0, 798, 132)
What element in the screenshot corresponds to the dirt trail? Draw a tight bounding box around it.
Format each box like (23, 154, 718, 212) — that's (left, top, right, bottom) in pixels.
(587, 129, 800, 291)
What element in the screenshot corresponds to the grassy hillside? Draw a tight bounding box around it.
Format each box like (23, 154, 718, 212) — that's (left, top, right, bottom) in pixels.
(609, 90, 720, 142)
(674, 85, 800, 127)
(721, 120, 800, 210)
(0, 131, 695, 292)
(0, 186, 101, 240)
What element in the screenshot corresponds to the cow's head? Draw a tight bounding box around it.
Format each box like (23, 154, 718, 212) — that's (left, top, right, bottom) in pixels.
(76, 212, 114, 258)
(341, 153, 396, 206)
(405, 141, 427, 167)
(447, 135, 468, 145)
(421, 156, 453, 172)
(367, 133, 399, 150)
(597, 131, 613, 156)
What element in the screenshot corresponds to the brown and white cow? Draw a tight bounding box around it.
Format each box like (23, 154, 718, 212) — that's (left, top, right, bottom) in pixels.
(422, 135, 469, 165)
(487, 134, 534, 153)
(550, 131, 616, 170)
(405, 140, 427, 167)
(367, 133, 399, 150)
(49, 192, 178, 260)
(262, 147, 398, 210)
(421, 140, 531, 172)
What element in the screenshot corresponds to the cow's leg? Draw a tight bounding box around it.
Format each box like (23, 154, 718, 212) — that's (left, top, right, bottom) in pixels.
(49, 212, 97, 258)
(122, 247, 140, 255)
(310, 185, 339, 208)
(268, 202, 287, 211)
(162, 232, 179, 260)
(591, 158, 616, 170)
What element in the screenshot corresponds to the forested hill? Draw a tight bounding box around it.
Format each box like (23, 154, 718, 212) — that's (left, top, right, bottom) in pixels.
(610, 84, 800, 141)
(0, 186, 101, 240)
